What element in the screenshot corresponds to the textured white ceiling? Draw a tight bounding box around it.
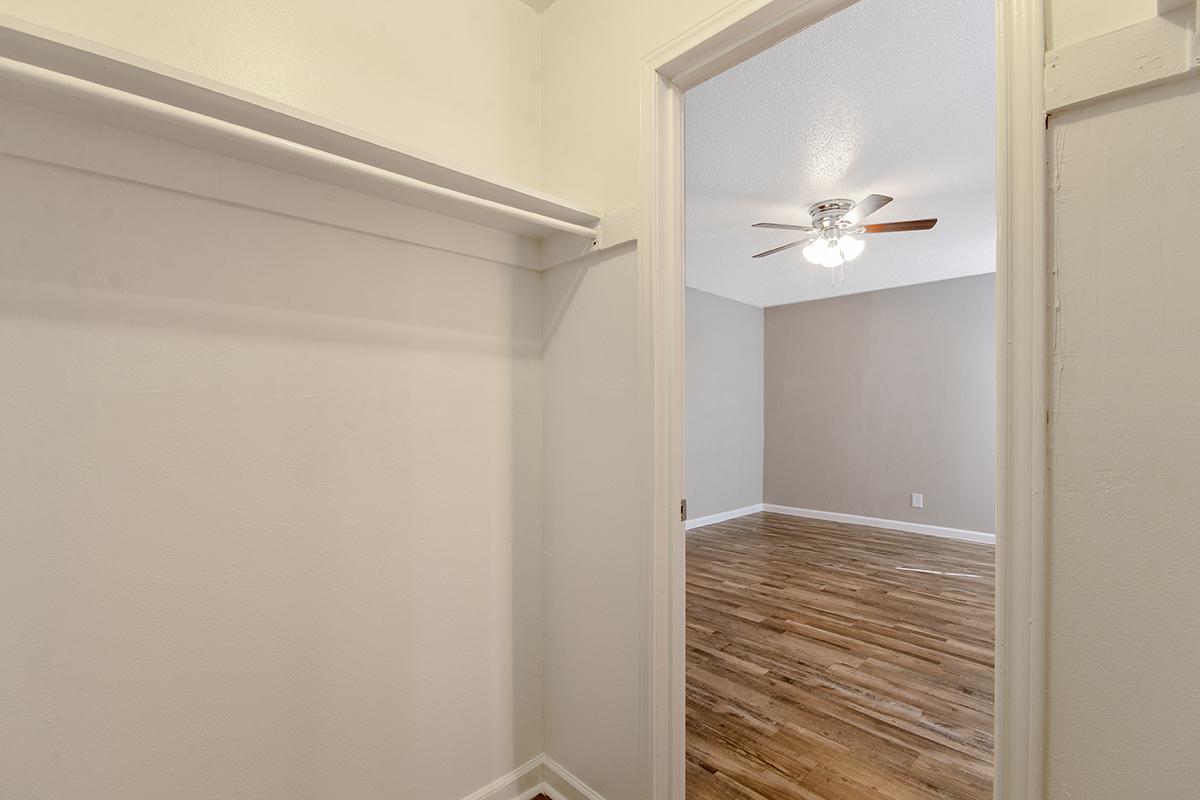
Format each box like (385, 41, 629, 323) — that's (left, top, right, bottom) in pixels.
(684, 0, 996, 308)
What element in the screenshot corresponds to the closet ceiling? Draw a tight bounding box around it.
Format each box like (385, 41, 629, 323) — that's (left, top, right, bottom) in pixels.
(685, 0, 996, 308)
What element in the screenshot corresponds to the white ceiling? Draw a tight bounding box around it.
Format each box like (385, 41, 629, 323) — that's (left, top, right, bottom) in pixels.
(684, 0, 996, 308)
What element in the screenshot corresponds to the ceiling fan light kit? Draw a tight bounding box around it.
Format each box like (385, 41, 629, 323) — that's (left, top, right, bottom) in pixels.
(751, 194, 938, 276)
(801, 232, 864, 268)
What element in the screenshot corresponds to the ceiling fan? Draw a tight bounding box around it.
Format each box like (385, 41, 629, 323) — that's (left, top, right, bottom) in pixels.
(751, 195, 937, 269)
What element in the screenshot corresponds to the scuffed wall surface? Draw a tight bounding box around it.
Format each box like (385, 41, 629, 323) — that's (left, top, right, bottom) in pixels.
(1048, 79, 1200, 798)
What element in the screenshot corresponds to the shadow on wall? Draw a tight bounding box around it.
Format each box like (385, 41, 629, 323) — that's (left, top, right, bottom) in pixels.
(0, 159, 541, 356)
(0, 107, 544, 797)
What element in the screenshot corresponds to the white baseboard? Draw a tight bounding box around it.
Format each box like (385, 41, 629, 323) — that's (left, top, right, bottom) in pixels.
(762, 504, 995, 545)
(459, 755, 545, 800)
(459, 754, 606, 800)
(540, 755, 606, 800)
(684, 502, 764, 530)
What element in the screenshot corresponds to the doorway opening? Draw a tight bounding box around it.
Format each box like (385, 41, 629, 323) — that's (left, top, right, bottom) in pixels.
(681, 2, 996, 796)
(637, 0, 1048, 798)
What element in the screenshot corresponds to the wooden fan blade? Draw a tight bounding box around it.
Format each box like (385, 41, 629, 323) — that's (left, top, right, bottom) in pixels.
(752, 239, 808, 259)
(843, 194, 893, 226)
(861, 218, 938, 234)
(751, 222, 816, 232)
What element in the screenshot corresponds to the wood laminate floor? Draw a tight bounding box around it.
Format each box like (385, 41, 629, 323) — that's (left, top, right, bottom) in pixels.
(686, 512, 994, 800)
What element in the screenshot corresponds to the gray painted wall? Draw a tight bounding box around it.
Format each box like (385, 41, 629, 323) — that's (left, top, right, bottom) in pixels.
(764, 274, 996, 533)
(685, 288, 764, 519)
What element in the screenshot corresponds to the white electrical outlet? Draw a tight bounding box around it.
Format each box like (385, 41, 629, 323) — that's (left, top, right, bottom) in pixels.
(911, 493, 924, 509)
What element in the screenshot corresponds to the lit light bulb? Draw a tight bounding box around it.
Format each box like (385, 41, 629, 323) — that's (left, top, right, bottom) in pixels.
(802, 238, 829, 265)
(820, 247, 845, 269)
(839, 234, 865, 261)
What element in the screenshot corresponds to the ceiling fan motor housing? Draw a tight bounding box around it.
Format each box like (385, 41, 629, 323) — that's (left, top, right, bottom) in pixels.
(809, 198, 855, 230)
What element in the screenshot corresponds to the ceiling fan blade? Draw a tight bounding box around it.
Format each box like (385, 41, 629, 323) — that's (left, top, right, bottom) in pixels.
(752, 239, 808, 259)
(843, 194, 893, 226)
(751, 222, 817, 233)
(860, 218, 938, 234)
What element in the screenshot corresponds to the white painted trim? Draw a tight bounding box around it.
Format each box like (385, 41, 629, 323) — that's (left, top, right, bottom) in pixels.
(0, 18, 600, 242)
(0, 94, 543, 272)
(1044, 5, 1200, 112)
(642, 3, 1049, 800)
(541, 755, 607, 800)
(458, 755, 545, 800)
(995, 1, 1049, 797)
(457, 755, 608, 800)
(540, 206, 638, 270)
(638, 52, 684, 800)
(684, 503, 764, 530)
(761, 505, 996, 545)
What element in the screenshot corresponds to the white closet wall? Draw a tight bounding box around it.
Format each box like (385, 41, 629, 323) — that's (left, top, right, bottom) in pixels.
(539, 4, 740, 796)
(0, 64, 545, 800)
(541, 248, 645, 800)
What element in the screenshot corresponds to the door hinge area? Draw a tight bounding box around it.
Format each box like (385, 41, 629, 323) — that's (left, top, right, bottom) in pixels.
(680, 498, 688, 522)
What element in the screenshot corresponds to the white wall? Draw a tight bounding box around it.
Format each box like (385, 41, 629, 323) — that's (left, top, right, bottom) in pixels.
(541, 0, 734, 213)
(0, 92, 543, 800)
(6, 3, 1200, 799)
(1046, 78, 1200, 799)
(541, 248, 645, 800)
(0, 6, 553, 798)
(1040, 3, 1200, 797)
(0, 0, 543, 187)
(1046, 0, 1189, 48)
(685, 289, 764, 520)
(538, 5, 765, 795)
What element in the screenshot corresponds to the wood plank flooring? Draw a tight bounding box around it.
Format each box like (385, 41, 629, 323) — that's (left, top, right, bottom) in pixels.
(686, 512, 994, 800)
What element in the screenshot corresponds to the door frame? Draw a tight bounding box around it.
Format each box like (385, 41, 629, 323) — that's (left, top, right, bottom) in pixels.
(636, 1, 1049, 798)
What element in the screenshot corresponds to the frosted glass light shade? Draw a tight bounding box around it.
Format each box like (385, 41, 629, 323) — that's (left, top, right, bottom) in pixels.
(802, 238, 829, 264)
(802, 235, 863, 269)
(840, 235, 865, 261)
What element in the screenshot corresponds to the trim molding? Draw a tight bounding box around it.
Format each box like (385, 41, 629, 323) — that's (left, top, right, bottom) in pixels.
(0, 17, 600, 242)
(684, 503, 764, 530)
(996, 1, 1050, 796)
(761, 504, 996, 545)
(0, 93, 545, 272)
(643, 1, 1047, 799)
(1045, 5, 1200, 113)
(541, 755, 607, 800)
(458, 756, 545, 800)
(458, 755, 607, 800)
